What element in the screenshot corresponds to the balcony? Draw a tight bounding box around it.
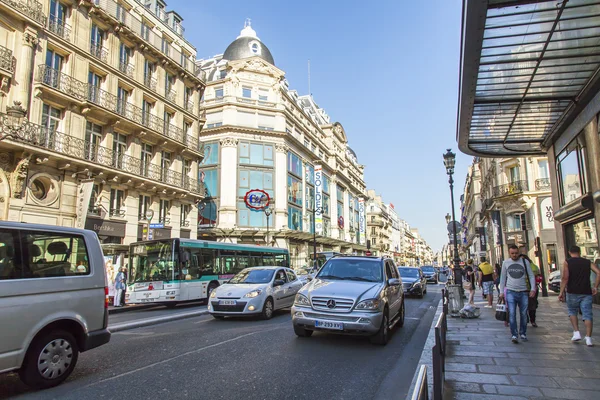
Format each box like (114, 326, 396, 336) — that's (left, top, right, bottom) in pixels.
(90, 40, 108, 63)
(0, 44, 15, 75)
(118, 61, 134, 78)
(185, 99, 194, 113)
(0, 0, 46, 26)
(0, 113, 203, 195)
(166, 90, 177, 103)
(37, 65, 199, 153)
(48, 16, 71, 41)
(143, 74, 157, 91)
(492, 180, 527, 198)
(535, 178, 551, 191)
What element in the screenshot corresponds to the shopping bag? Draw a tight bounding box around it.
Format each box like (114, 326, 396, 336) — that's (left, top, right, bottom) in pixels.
(462, 280, 472, 291)
(495, 299, 507, 321)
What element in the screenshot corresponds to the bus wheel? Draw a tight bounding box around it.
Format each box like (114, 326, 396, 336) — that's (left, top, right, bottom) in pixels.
(165, 303, 177, 309)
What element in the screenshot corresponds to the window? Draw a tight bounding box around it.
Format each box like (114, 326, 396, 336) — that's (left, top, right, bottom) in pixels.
(180, 204, 191, 226)
(259, 89, 268, 102)
(138, 195, 151, 220)
(202, 169, 218, 197)
(85, 121, 103, 162)
(242, 87, 252, 98)
(144, 60, 156, 88)
(371, 227, 376, 235)
(112, 132, 127, 169)
(183, 158, 191, 177)
(116, 2, 126, 22)
(505, 213, 523, 232)
(251, 42, 259, 54)
(287, 175, 302, 206)
(142, 100, 153, 125)
(184, 86, 193, 106)
(90, 24, 105, 58)
(287, 152, 302, 176)
(41, 104, 61, 145)
(215, 88, 224, 98)
(161, 151, 171, 170)
(219, 70, 227, 79)
(508, 166, 520, 183)
(323, 194, 330, 216)
(371, 216, 375, 223)
(161, 38, 170, 57)
(141, 23, 150, 40)
(117, 87, 130, 115)
(141, 143, 153, 176)
(239, 142, 274, 166)
(119, 43, 133, 75)
(165, 73, 175, 95)
(0, 229, 90, 279)
(305, 164, 314, 185)
(288, 206, 302, 231)
(538, 160, 549, 179)
(238, 169, 274, 198)
(44, 49, 63, 87)
(88, 71, 102, 102)
(304, 139, 310, 148)
(159, 200, 170, 224)
(557, 137, 587, 205)
(201, 142, 219, 165)
(49, 0, 67, 36)
(89, 184, 100, 215)
(110, 188, 125, 217)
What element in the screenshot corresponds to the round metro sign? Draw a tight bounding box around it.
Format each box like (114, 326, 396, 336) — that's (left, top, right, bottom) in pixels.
(244, 189, 270, 210)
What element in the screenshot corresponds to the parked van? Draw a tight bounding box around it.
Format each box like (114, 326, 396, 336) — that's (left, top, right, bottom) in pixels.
(0, 222, 111, 389)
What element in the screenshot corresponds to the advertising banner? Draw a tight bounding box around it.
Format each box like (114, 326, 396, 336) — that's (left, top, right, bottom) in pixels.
(314, 165, 323, 235)
(492, 210, 503, 245)
(478, 227, 487, 250)
(75, 179, 95, 229)
(539, 197, 554, 230)
(358, 198, 366, 245)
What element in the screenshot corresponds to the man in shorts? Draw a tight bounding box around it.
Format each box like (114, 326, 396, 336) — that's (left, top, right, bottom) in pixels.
(478, 256, 495, 308)
(559, 246, 600, 346)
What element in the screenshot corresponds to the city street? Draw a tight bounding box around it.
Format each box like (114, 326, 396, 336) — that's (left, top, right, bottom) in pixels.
(0, 286, 443, 400)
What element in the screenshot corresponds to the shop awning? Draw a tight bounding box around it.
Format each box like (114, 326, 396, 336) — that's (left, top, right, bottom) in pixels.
(457, 0, 600, 156)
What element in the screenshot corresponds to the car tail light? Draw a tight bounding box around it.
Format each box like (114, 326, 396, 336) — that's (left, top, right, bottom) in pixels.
(104, 286, 109, 308)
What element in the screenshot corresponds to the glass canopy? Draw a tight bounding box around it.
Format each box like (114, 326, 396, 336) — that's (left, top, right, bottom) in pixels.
(457, 0, 600, 156)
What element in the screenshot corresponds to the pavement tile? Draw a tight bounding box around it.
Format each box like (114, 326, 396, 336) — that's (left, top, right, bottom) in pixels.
(506, 352, 561, 360)
(450, 356, 496, 365)
(576, 369, 600, 378)
(446, 363, 477, 372)
(482, 384, 497, 394)
(494, 384, 543, 397)
(540, 387, 600, 400)
(450, 350, 510, 358)
(508, 374, 560, 388)
(552, 376, 600, 390)
(451, 393, 527, 400)
(517, 366, 583, 377)
(492, 357, 534, 367)
(478, 365, 518, 374)
(445, 372, 511, 385)
(445, 381, 482, 393)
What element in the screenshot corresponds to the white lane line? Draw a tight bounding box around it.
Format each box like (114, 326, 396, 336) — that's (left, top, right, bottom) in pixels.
(405, 317, 421, 320)
(193, 318, 213, 324)
(83, 326, 283, 388)
(113, 331, 155, 336)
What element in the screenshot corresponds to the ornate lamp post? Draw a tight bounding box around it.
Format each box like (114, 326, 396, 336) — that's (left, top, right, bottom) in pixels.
(264, 205, 272, 246)
(443, 149, 461, 269)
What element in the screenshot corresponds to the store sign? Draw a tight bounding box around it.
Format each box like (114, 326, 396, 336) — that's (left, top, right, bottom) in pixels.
(85, 217, 126, 237)
(314, 165, 323, 235)
(540, 197, 554, 230)
(478, 227, 487, 250)
(75, 179, 95, 229)
(358, 198, 366, 245)
(505, 231, 526, 245)
(244, 189, 270, 210)
(491, 210, 503, 245)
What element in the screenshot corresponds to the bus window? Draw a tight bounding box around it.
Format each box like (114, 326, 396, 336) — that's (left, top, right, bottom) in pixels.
(200, 249, 217, 275)
(275, 254, 287, 267)
(181, 248, 201, 280)
(262, 254, 274, 266)
(238, 252, 250, 270)
(249, 255, 262, 267)
(218, 250, 237, 274)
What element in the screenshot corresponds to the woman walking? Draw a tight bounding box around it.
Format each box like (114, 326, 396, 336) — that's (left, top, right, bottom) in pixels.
(521, 254, 541, 327)
(464, 259, 476, 305)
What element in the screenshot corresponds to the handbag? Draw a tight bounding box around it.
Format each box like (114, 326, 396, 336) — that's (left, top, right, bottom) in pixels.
(495, 298, 507, 321)
(462, 280, 472, 290)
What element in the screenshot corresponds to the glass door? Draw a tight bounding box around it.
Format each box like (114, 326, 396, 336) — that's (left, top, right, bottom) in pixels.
(41, 104, 61, 148)
(85, 122, 103, 162)
(113, 132, 127, 169)
(45, 50, 63, 87)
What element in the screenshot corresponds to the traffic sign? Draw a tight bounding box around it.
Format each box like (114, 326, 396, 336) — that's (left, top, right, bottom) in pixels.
(149, 223, 164, 229)
(148, 231, 154, 240)
(447, 221, 462, 233)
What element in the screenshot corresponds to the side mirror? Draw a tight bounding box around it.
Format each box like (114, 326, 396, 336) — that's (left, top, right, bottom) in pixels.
(388, 278, 400, 286)
(274, 279, 285, 287)
(307, 274, 314, 282)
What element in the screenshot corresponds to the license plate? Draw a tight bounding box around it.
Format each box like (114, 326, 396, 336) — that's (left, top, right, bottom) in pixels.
(315, 320, 343, 330)
(140, 298, 155, 302)
(219, 300, 237, 306)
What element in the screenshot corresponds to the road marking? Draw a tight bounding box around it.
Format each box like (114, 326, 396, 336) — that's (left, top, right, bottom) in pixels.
(405, 317, 421, 320)
(193, 318, 213, 324)
(82, 326, 283, 388)
(113, 331, 155, 336)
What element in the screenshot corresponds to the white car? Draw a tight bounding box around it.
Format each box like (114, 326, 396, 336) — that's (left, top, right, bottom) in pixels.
(208, 267, 304, 319)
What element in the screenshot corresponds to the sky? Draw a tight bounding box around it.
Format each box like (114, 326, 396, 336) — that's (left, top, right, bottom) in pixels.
(168, 0, 474, 252)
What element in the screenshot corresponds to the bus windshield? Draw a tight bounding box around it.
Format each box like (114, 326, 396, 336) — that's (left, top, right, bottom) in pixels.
(130, 241, 177, 283)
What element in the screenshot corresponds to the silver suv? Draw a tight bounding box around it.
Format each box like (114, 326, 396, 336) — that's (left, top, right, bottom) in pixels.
(291, 256, 405, 345)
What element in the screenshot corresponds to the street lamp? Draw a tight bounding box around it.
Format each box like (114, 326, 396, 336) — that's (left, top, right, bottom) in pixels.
(264, 205, 272, 246)
(443, 149, 461, 269)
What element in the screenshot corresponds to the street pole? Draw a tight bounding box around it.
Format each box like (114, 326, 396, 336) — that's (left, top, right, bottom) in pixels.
(536, 236, 549, 297)
(264, 206, 272, 246)
(449, 174, 461, 267)
(313, 206, 317, 267)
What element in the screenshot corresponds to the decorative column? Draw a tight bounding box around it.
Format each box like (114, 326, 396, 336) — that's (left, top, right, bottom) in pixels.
(274, 143, 288, 232)
(344, 190, 351, 244)
(219, 137, 238, 229)
(18, 28, 39, 113)
(583, 118, 600, 249)
(330, 177, 339, 240)
(301, 158, 308, 232)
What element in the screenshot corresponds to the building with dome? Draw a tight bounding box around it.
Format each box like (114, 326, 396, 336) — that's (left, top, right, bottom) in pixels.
(196, 21, 368, 267)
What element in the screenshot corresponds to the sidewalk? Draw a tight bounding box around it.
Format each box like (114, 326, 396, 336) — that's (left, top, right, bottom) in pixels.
(445, 293, 600, 400)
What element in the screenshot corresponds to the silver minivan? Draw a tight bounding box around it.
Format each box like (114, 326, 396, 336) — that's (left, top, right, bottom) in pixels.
(0, 222, 111, 389)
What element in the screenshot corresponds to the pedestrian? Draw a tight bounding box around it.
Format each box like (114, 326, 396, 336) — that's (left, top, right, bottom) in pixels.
(520, 254, 541, 327)
(558, 246, 600, 346)
(114, 267, 126, 307)
(120, 266, 128, 307)
(499, 244, 536, 344)
(479, 256, 495, 308)
(454, 262, 466, 298)
(464, 260, 476, 305)
(494, 263, 501, 294)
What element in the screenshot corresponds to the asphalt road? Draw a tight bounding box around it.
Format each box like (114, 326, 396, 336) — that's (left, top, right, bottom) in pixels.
(109, 301, 207, 325)
(0, 285, 443, 400)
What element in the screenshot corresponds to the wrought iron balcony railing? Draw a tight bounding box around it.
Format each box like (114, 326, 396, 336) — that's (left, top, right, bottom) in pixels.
(185, 99, 194, 113)
(109, 209, 126, 217)
(0, 44, 15, 74)
(144, 74, 157, 91)
(37, 65, 200, 153)
(90, 40, 108, 62)
(0, 0, 46, 26)
(492, 180, 528, 198)
(0, 113, 203, 195)
(535, 178, 551, 191)
(158, 216, 171, 224)
(166, 89, 177, 103)
(118, 61, 134, 78)
(48, 16, 71, 41)
(183, 134, 200, 153)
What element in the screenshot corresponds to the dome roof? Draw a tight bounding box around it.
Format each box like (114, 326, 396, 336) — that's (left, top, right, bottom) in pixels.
(223, 21, 275, 65)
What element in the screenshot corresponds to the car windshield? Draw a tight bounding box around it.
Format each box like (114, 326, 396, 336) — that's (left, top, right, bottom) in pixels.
(316, 259, 382, 282)
(399, 268, 420, 278)
(229, 268, 275, 284)
(421, 266, 435, 273)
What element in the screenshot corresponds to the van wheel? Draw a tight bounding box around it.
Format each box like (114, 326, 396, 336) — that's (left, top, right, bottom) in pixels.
(370, 310, 389, 345)
(19, 330, 79, 389)
(398, 302, 405, 328)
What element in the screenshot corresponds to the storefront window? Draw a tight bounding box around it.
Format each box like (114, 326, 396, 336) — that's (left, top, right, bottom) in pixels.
(288, 206, 302, 231)
(287, 175, 302, 206)
(565, 218, 599, 262)
(287, 152, 302, 177)
(556, 137, 587, 205)
(239, 142, 274, 166)
(200, 142, 219, 165)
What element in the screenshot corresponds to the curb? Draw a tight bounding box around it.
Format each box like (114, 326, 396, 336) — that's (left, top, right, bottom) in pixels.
(109, 309, 209, 332)
(405, 298, 442, 400)
(108, 304, 157, 314)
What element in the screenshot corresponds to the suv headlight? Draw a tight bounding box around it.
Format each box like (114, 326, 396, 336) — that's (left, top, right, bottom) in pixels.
(294, 293, 310, 306)
(244, 289, 262, 298)
(355, 299, 381, 311)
